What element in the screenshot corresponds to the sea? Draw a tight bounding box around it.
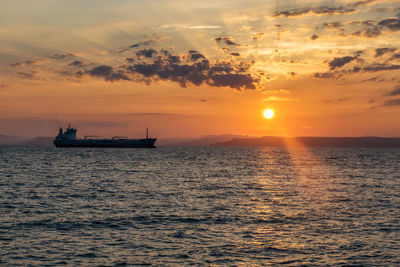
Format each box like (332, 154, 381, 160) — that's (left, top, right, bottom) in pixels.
(0, 146, 399, 266)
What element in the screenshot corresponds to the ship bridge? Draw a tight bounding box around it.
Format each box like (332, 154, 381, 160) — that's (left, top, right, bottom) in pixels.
(56, 124, 77, 140)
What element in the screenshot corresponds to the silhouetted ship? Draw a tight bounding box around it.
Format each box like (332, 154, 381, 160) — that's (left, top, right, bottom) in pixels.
(54, 125, 156, 148)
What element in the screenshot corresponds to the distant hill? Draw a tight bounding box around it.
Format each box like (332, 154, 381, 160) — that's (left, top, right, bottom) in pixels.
(212, 136, 400, 148)
(0, 134, 29, 145)
(12, 134, 250, 147)
(159, 134, 252, 146)
(4, 134, 400, 148)
(20, 137, 53, 146)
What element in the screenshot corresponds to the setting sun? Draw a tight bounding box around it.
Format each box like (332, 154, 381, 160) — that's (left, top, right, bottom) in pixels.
(263, 109, 274, 119)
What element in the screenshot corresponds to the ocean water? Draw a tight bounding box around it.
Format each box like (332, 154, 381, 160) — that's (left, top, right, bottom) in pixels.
(0, 146, 399, 266)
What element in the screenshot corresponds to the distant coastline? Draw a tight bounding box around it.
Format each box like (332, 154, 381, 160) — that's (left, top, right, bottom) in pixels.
(212, 136, 400, 148)
(2, 135, 400, 148)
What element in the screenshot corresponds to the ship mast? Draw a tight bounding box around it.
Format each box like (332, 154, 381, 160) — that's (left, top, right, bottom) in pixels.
(146, 128, 149, 139)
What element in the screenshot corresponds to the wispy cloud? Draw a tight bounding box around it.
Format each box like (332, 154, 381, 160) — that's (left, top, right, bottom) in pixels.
(251, 32, 264, 40)
(263, 96, 298, 102)
(162, 24, 222, 30)
(127, 112, 182, 116)
(375, 47, 396, 57)
(119, 37, 164, 53)
(273, 0, 380, 18)
(378, 17, 400, 31)
(273, 6, 355, 17)
(384, 98, 400, 106)
(84, 65, 129, 82)
(329, 56, 358, 70)
(386, 85, 400, 96)
(364, 64, 400, 72)
(214, 36, 240, 46)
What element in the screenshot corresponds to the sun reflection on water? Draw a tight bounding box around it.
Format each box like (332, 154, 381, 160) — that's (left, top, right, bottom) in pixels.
(243, 142, 336, 261)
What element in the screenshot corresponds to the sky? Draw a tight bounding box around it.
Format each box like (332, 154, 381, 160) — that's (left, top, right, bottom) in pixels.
(1, 0, 400, 138)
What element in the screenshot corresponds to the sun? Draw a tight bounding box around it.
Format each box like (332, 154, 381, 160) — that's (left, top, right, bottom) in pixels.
(263, 109, 274, 119)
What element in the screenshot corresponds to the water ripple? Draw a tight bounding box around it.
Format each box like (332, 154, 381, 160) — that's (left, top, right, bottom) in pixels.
(0, 146, 399, 265)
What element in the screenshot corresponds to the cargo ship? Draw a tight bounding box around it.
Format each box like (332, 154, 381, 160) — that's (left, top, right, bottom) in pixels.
(54, 125, 156, 148)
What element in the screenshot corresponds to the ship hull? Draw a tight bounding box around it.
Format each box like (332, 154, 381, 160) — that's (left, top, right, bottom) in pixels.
(54, 138, 157, 148)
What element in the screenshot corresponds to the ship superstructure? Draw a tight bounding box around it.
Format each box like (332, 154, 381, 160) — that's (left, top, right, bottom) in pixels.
(54, 124, 156, 148)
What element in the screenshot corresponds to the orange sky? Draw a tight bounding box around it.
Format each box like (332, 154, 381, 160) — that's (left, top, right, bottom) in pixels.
(1, 0, 400, 138)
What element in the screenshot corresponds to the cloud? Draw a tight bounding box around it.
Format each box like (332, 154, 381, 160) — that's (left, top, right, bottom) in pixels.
(17, 71, 36, 79)
(351, 26, 381, 38)
(161, 50, 181, 64)
(386, 85, 400, 96)
(85, 65, 130, 82)
(123, 50, 258, 90)
(56, 70, 74, 77)
(10, 54, 75, 67)
(349, 0, 377, 7)
(119, 37, 163, 53)
(322, 22, 343, 28)
(9, 60, 41, 67)
(273, 6, 355, 17)
(273, 0, 378, 18)
(325, 97, 350, 103)
(187, 25, 222, 29)
(287, 72, 298, 79)
(68, 60, 87, 67)
(230, 52, 240, 57)
(315, 61, 400, 79)
(10, 54, 76, 71)
(263, 96, 298, 102)
(214, 36, 239, 46)
(311, 34, 319, 40)
(348, 19, 383, 37)
(369, 7, 400, 14)
(384, 98, 400, 106)
(59, 49, 259, 90)
(349, 16, 400, 38)
(50, 53, 75, 60)
(188, 50, 205, 61)
(361, 76, 384, 83)
(262, 89, 291, 95)
(390, 53, 400, 61)
(362, 27, 382, 37)
(136, 49, 157, 58)
(10, 54, 76, 68)
(161, 24, 221, 30)
(329, 56, 357, 70)
(208, 73, 256, 90)
(375, 48, 396, 57)
(127, 112, 181, 116)
(363, 64, 400, 72)
(314, 71, 339, 79)
(251, 32, 264, 40)
(378, 18, 400, 31)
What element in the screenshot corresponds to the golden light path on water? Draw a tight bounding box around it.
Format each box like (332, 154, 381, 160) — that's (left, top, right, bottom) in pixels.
(245, 123, 335, 258)
(282, 137, 334, 210)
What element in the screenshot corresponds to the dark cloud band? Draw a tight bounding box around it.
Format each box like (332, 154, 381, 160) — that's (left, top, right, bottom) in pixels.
(74, 50, 259, 90)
